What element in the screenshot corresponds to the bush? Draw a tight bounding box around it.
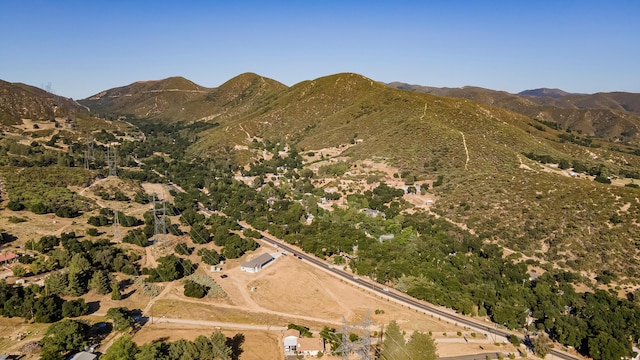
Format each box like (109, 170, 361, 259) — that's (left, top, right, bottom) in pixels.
(184, 280, 208, 298)
(508, 334, 521, 346)
(86, 228, 99, 236)
(7, 201, 25, 211)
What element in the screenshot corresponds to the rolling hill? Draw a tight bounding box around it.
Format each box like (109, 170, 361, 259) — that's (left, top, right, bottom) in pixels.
(76, 73, 640, 281)
(0, 80, 88, 125)
(387, 82, 640, 141)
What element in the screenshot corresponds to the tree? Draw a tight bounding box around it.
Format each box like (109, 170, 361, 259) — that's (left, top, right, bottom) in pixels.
(62, 298, 88, 318)
(34, 294, 63, 323)
(587, 332, 629, 360)
(106, 307, 134, 332)
(135, 342, 167, 360)
(102, 335, 138, 360)
(184, 280, 208, 298)
(211, 331, 232, 360)
(111, 281, 122, 300)
(174, 242, 191, 256)
(379, 320, 406, 360)
(89, 270, 111, 295)
(12, 264, 26, 277)
(531, 333, 552, 358)
(40, 319, 89, 359)
(406, 331, 437, 360)
(190, 223, 211, 244)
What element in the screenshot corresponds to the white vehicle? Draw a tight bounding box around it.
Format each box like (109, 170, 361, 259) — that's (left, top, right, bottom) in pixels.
(353, 276, 359, 280)
(383, 288, 389, 292)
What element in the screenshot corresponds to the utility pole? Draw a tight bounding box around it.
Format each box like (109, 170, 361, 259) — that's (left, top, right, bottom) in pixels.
(112, 207, 121, 241)
(107, 144, 117, 177)
(153, 193, 167, 247)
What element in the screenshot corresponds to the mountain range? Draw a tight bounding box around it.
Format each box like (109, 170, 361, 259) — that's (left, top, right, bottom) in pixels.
(3, 73, 640, 282)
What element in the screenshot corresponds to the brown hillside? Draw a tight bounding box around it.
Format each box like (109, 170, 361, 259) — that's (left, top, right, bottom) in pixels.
(0, 80, 88, 125)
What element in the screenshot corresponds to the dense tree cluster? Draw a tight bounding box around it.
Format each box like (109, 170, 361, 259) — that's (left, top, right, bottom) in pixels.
(142, 254, 195, 282)
(100, 330, 243, 360)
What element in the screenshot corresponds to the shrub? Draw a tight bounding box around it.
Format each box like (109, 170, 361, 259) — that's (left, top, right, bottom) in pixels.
(184, 280, 208, 298)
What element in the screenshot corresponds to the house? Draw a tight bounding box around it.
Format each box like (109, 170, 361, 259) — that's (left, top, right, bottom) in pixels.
(240, 253, 275, 273)
(69, 351, 98, 360)
(297, 337, 325, 356)
(360, 208, 386, 219)
(0, 252, 18, 265)
(283, 329, 300, 353)
(378, 234, 395, 243)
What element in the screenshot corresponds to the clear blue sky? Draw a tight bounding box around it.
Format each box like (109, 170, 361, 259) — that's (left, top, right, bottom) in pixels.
(1, 1, 638, 99)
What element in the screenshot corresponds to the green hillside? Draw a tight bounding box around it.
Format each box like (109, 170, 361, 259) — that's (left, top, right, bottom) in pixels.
(78, 72, 640, 280)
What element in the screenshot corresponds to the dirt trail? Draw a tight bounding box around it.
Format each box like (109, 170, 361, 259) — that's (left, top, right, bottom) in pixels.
(460, 131, 469, 170)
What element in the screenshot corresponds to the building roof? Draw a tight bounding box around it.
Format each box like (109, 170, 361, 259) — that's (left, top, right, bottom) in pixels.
(297, 337, 324, 352)
(283, 328, 300, 338)
(241, 253, 275, 269)
(0, 252, 17, 262)
(70, 352, 98, 360)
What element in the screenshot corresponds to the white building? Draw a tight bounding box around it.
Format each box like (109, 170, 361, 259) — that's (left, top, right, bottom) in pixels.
(240, 253, 275, 273)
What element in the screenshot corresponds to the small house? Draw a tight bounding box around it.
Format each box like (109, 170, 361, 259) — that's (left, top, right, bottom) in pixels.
(0, 252, 18, 265)
(283, 329, 300, 353)
(297, 337, 325, 356)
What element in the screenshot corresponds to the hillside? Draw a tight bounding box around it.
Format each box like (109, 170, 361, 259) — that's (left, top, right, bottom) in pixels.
(79, 73, 287, 122)
(80, 72, 640, 281)
(3, 73, 640, 359)
(387, 82, 640, 141)
(0, 80, 88, 125)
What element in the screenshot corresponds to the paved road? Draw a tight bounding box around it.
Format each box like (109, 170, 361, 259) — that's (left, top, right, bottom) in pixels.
(440, 353, 511, 360)
(258, 234, 580, 360)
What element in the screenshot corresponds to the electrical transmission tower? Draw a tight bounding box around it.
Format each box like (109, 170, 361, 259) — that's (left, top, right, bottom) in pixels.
(152, 193, 167, 247)
(83, 136, 94, 170)
(112, 207, 121, 241)
(106, 145, 117, 177)
(336, 311, 373, 360)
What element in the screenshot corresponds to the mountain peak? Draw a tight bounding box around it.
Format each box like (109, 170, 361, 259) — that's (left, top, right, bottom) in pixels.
(518, 88, 571, 98)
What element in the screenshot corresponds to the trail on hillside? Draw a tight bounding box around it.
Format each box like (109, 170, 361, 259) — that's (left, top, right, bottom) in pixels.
(420, 103, 427, 121)
(460, 131, 469, 170)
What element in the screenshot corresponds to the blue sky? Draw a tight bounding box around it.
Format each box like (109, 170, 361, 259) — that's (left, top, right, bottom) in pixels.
(1, 1, 638, 99)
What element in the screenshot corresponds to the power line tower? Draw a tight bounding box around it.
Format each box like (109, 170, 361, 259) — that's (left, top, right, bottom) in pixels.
(83, 136, 94, 170)
(112, 207, 121, 241)
(336, 311, 373, 360)
(106, 145, 117, 177)
(152, 193, 167, 247)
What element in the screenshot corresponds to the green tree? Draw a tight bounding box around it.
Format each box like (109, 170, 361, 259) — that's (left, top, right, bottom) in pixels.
(111, 281, 122, 300)
(62, 299, 88, 318)
(406, 331, 437, 360)
(174, 242, 191, 256)
(184, 280, 208, 298)
(34, 294, 63, 323)
(44, 272, 69, 296)
(587, 333, 629, 360)
(135, 342, 167, 360)
(89, 270, 111, 295)
(379, 320, 407, 360)
(12, 264, 26, 277)
(102, 335, 139, 360)
(210, 331, 232, 360)
(531, 333, 552, 358)
(106, 307, 134, 332)
(40, 319, 89, 359)
(190, 223, 211, 244)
